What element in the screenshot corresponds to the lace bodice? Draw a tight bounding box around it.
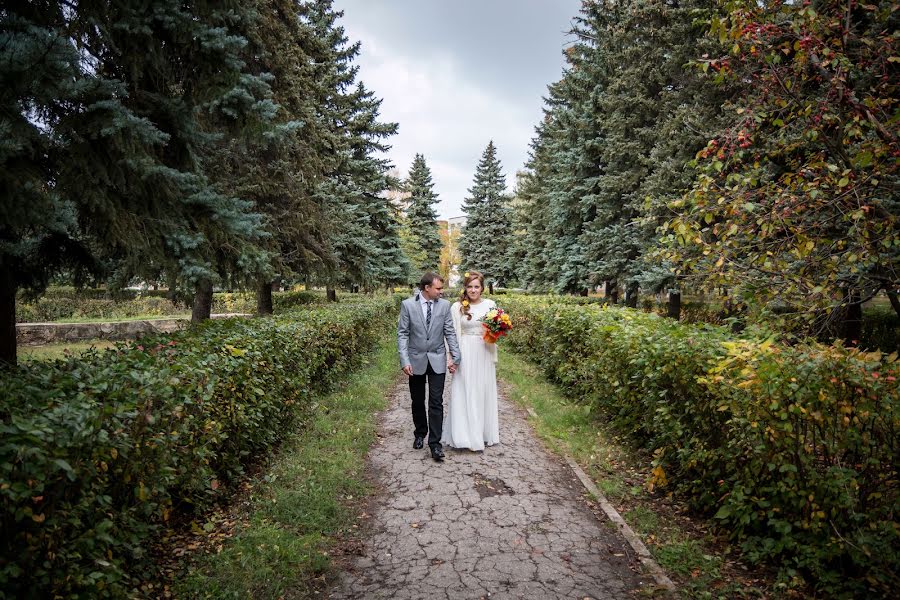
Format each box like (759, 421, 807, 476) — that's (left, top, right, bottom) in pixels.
(459, 300, 494, 335)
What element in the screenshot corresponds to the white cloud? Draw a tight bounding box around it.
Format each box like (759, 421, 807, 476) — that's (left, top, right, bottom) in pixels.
(352, 30, 537, 219)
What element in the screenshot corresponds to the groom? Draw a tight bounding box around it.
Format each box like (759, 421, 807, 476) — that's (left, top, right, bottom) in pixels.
(397, 272, 461, 461)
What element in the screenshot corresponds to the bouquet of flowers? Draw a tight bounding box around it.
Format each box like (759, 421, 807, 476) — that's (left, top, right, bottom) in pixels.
(479, 307, 512, 344)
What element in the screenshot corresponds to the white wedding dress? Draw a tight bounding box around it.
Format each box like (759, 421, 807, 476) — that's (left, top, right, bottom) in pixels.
(441, 299, 500, 451)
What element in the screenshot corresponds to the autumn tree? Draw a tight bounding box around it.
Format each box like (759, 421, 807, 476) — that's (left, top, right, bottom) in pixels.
(665, 0, 899, 339)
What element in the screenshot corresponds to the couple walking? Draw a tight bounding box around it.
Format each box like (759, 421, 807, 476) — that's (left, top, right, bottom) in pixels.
(397, 271, 500, 461)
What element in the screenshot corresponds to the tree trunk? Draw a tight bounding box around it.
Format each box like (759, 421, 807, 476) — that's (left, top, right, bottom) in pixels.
(488, 281, 494, 295)
(605, 281, 618, 305)
(0, 266, 16, 367)
(256, 280, 274, 316)
(166, 271, 179, 304)
(624, 284, 638, 308)
(326, 287, 337, 302)
(192, 278, 213, 323)
(579, 288, 588, 297)
(887, 289, 900, 318)
(840, 289, 863, 346)
(667, 289, 682, 320)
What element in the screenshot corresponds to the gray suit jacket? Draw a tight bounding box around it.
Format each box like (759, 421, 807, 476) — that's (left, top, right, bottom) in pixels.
(398, 295, 461, 375)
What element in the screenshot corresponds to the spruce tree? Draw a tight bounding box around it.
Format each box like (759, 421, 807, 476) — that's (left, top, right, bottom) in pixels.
(0, 2, 271, 364)
(577, 0, 727, 305)
(514, 0, 728, 300)
(402, 154, 443, 276)
(211, 0, 336, 314)
(515, 31, 603, 295)
(458, 142, 515, 289)
(97, 1, 275, 322)
(303, 0, 405, 293)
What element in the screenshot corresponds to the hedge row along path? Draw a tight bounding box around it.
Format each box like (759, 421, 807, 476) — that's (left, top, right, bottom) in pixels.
(328, 378, 658, 599)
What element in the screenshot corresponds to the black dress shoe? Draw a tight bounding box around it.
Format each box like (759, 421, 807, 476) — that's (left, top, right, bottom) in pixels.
(430, 446, 445, 461)
(413, 436, 424, 450)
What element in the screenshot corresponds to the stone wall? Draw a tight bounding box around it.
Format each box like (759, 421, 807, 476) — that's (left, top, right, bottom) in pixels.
(16, 314, 251, 346)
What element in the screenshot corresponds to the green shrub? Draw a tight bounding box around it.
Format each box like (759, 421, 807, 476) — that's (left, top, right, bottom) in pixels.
(16, 289, 328, 323)
(501, 297, 899, 597)
(639, 295, 899, 354)
(0, 298, 395, 598)
(24, 287, 171, 301)
(16, 296, 182, 323)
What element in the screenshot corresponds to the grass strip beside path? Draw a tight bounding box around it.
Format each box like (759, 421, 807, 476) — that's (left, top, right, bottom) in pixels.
(171, 335, 399, 599)
(18, 339, 118, 361)
(498, 347, 779, 600)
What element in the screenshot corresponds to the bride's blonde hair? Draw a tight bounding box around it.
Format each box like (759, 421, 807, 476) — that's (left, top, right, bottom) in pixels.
(459, 271, 485, 321)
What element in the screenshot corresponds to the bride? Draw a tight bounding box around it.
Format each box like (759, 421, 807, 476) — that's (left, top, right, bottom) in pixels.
(441, 271, 500, 451)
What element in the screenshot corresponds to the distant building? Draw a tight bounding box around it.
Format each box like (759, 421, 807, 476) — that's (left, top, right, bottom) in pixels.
(385, 168, 411, 212)
(448, 215, 466, 232)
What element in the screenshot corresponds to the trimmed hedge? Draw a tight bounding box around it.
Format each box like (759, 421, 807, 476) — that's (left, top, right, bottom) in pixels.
(16, 296, 183, 323)
(16, 289, 325, 323)
(501, 296, 898, 597)
(0, 297, 396, 598)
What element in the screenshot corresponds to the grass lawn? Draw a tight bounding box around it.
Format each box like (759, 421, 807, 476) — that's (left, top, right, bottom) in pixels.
(497, 347, 779, 599)
(18, 340, 118, 362)
(167, 334, 399, 599)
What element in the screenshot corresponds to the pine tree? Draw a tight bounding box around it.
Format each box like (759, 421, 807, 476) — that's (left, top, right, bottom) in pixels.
(458, 142, 515, 289)
(402, 154, 443, 276)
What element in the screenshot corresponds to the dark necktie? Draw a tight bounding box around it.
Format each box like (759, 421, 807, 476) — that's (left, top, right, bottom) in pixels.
(426, 301, 432, 330)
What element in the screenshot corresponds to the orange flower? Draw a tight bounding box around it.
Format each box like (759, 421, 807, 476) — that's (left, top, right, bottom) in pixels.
(482, 328, 501, 344)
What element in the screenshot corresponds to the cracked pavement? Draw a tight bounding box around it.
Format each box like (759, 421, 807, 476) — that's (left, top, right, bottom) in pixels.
(328, 377, 650, 599)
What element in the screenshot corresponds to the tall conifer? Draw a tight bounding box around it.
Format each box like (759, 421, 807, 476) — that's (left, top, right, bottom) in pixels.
(458, 142, 515, 288)
(0, 2, 272, 363)
(303, 0, 405, 293)
(210, 0, 335, 314)
(402, 154, 443, 275)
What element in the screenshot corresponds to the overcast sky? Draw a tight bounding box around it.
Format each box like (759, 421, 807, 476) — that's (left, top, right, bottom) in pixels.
(332, 0, 582, 220)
